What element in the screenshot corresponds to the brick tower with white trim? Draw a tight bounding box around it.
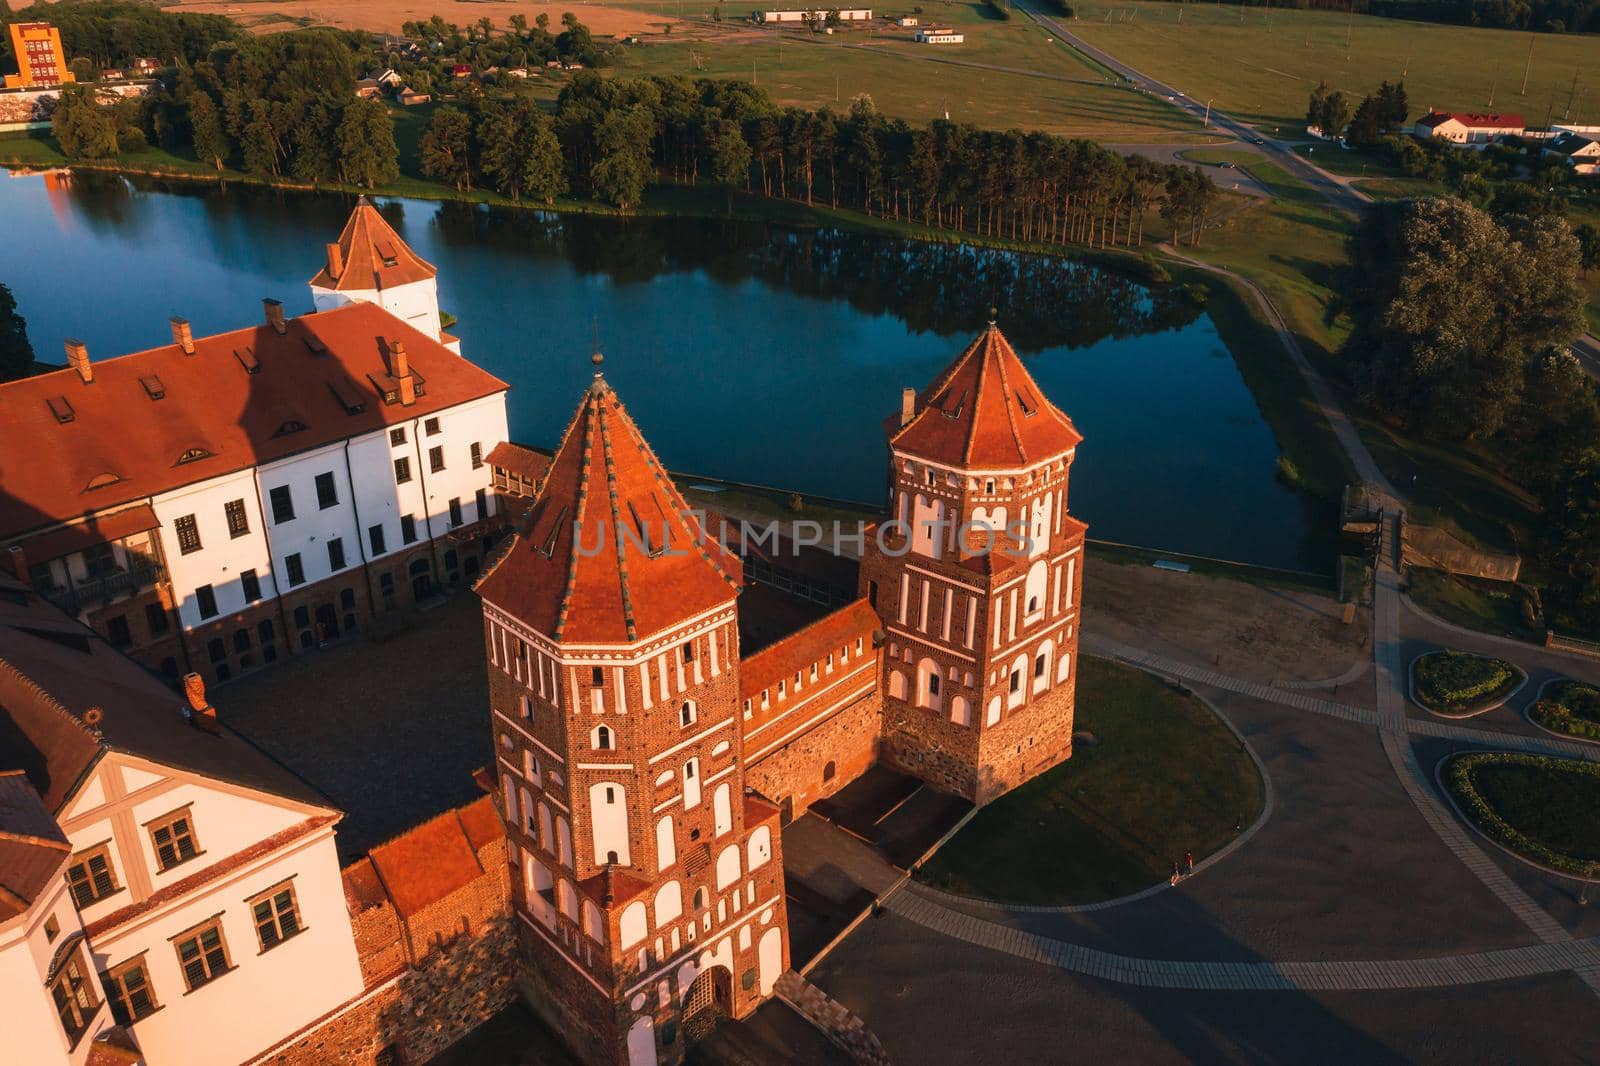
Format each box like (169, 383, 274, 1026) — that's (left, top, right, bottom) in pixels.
(859, 321, 1087, 804)
(475, 356, 790, 1066)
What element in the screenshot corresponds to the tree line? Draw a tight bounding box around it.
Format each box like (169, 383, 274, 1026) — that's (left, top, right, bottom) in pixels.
(1339, 196, 1600, 629)
(421, 72, 1221, 246)
(1130, 0, 1599, 33)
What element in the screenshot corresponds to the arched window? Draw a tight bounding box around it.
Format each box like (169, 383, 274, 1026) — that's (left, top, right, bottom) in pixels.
(1024, 560, 1048, 622)
(592, 724, 614, 750)
(822, 760, 836, 782)
(620, 901, 647, 949)
(916, 657, 942, 712)
(950, 695, 972, 727)
(654, 881, 683, 927)
(1033, 640, 1054, 695)
(693, 886, 710, 912)
(747, 825, 772, 871)
(715, 845, 740, 891)
(679, 700, 697, 728)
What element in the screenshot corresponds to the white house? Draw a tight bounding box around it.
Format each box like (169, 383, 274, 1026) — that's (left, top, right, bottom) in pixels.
(756, 8, 872, 21)
(0, 575, 365, 1065)
(895, 15, 918, 25)
(914, 26, 964, 42)
(1543, 131, 1600, 175)
(1412, 111, 1524, 147)
(0, 770, 122, 1066)
(0, 200, 510, 686)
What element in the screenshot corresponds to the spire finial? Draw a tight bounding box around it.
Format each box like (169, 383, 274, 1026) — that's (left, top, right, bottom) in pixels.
(591, 350, 604, 372)
(988, 305, 998, 327)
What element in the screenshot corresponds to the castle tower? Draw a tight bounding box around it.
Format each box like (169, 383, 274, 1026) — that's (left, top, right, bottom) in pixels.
(309, 196, 450, 346)
(860, 322, 1087, 805)
(475, 359, 790, 1066)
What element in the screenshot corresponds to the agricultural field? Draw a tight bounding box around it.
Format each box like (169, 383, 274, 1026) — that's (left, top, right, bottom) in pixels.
(613, 27, 1204, 138)
(1068, 0, 1597, 131)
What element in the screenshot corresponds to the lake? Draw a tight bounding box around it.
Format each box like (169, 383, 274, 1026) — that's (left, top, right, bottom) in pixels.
(0, 171, 1319, 568)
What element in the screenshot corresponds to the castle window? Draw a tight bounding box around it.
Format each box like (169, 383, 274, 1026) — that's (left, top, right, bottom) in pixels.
(679, 701, 697, 728)
(250, 884, 303, 951)
(985, 479, 996, 494)
(175, 514, 202, 555)
(149, 809, 200, 871)
(1010, 669, 1021, 694)
(175, 919, 232, 992)
(593, 725, 614, 750)
(425, 417, 441, 436)
(66, 845, 119, 907)
(591, 667, 604, 686)
(394, 456, 412, 484)
(470, 442, 483, 469)
(225, 498, 250, 538)
(681, 641, 695, 663)
(1035, 653, 1047, 678)
(928, 673, 940, 696)
(390, 427, 407, 446)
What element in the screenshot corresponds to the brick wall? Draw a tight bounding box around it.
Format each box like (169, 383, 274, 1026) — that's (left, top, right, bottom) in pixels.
(250, 800, 516, 1066)
(745, 692, 882, 818)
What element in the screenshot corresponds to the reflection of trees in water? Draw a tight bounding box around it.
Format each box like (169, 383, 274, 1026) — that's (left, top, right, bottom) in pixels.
(430, 204, 1203, 352)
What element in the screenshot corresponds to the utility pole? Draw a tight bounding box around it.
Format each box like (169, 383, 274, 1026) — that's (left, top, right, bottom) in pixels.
(1564, 69, 1580, 121)
(1204, 98, 1212, 128)
(1521, 33, 1534, 95)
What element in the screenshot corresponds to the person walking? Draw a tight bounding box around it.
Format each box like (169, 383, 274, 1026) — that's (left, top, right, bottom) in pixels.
(1169, 860, 1181, 886)
(1184, 850, 1195, 877)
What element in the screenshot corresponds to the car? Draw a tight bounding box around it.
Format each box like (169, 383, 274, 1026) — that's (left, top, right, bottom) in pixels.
(1249, 137, 1266, 145)
(1217, 161, 1236, 169)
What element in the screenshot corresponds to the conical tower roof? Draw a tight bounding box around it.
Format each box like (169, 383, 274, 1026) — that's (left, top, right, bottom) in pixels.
(891, 323, 1082, 469)
(477, 366, 741, 645)
(310, 196, 437, 293)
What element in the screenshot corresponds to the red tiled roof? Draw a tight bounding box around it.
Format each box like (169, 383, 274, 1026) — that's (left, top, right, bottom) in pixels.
(367, 805, 485, 919)
(309, 197, 437, 293)
(740, 598, 879, 706)
(891, 325, 1082, 469)
(340, 857, 389, 913)
(0, 770, 70, 921)
(457, 793, 504, 852)
(15, 505, 159, 565)
(1418, 111, 1524, 129)
(487, 441, 553, 485)
(0, 302, 507, 541)
(476, 372, 742, 644)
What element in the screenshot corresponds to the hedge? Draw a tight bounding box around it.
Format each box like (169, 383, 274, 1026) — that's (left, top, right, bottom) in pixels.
(1413, 650, 1517, 714)
(1530, 680, 1600, 741)
(1444, 752, 1600, 877)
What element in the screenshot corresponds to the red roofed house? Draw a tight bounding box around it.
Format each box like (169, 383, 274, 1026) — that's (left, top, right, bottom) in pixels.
(1413, 111, 1525, 147)
(0, 575, 365, 1065)
(0, 198, 510, 688)
(474, 317, 1086, 1063)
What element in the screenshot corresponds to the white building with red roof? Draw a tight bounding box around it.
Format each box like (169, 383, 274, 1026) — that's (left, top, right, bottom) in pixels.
(1413, 111, 1525, 147)
(0, 200, 510, 689)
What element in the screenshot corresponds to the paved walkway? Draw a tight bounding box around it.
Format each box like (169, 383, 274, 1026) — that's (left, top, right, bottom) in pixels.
(884, 888, 1600, 991)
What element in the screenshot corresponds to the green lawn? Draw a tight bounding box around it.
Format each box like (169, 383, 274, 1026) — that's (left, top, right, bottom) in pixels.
(1069, 0, 1597, 131)
(1406, 568, 1535, 642)
(1449, 754, 1600, 872)
(915, 656, 1264, 905)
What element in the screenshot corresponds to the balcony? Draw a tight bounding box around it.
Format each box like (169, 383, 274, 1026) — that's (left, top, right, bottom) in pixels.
(38, 558, 165, 616)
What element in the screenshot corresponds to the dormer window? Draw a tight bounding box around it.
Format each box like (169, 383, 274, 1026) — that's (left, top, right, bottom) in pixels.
(84, 471, 122, 491)
(1015, 389, 1036, 416)
(175, 448, 211, 465)
(140, 375, 165, 400)
(273, 420, 307, 438)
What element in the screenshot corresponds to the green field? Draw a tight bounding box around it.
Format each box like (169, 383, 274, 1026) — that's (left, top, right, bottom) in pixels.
(915, 657, 1264, 905)
(1069, 1, 1596, 131)
(610, 5, 1208, 139)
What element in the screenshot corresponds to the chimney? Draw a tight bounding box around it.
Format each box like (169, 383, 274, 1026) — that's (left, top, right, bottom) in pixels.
(325, 241, 344, 280)
(182, 672, 219, 734)
(65, 339, 92, 384)
(899, 387, 916, 428)
(393, 341, 417, 406)
(170, 317, 195, 355)
(4, 545, 28, 585)
(263, 298, 287, 336)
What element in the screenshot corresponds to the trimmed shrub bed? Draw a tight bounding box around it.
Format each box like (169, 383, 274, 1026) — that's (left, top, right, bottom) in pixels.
(1529, 680, 1600, 741)
(1412, 650, 1520, 716)
(1444, 753, 1600, 877)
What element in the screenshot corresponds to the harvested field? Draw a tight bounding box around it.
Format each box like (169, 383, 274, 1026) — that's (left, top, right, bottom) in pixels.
(91, 0, 681, 37)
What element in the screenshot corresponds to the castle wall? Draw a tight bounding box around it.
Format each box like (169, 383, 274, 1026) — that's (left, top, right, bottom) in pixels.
(745, 691, 882, 818)
(248, 800, 517, 1066)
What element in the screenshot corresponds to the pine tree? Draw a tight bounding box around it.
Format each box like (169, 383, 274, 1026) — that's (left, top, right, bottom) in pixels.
(188, 92, 230, 171)
(0, 282, 34, 383)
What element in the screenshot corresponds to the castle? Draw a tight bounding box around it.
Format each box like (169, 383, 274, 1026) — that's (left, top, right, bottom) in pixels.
(0, 200, 1084, 1066)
